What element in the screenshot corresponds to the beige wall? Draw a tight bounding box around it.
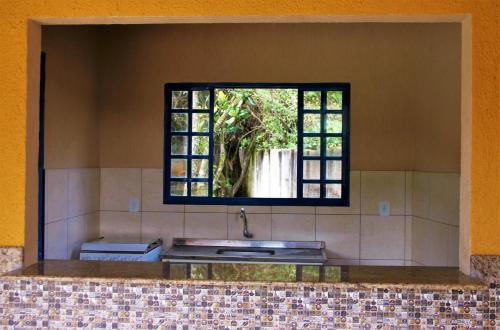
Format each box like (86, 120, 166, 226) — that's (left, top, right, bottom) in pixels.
(96, 23, 460, 171)
(42, 26, 100, 169)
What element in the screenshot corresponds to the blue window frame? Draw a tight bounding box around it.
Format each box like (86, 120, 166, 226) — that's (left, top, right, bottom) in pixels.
(164, 83, 350, 206)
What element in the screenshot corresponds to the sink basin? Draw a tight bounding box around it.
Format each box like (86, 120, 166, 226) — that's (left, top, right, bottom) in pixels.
(162, 238, 327, 265)
(216, 248, 275, 257)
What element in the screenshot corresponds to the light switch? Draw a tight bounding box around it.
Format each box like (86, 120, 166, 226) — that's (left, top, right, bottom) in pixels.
(128, 197, 140, 213)
(379, 201, 390, 217)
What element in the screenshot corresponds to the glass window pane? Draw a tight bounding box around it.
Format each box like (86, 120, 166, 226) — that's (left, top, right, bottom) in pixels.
(172, 91, 188, 109)
(303, 160, 320, 180)
(192, 136, 209, 155)
(170, 159, 187, 178)
(304, 91, 321, 110)
(303, 114, 321, 133)
(193, 90, 210, 109)
(326, 137, 342, 157)
(326, 160, 342, 180)
(326, 114, 342, 134)
(192, 159, 209, 178)
(326, 184, 342, 198)
(303, 137, 320, 156)
(171, 113, 188, 132)
(191, 182, 208, 196)
(303, 184, 320, 198)
(326, 91, 342, 110)
(192, 113, 210, 132)
(170, 182, 187, 196)
(171, 136, 188, 155)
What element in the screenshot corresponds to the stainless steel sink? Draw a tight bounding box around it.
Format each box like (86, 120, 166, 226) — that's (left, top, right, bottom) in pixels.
(216, 248, 275, 257)
(162, 238, 327, 265)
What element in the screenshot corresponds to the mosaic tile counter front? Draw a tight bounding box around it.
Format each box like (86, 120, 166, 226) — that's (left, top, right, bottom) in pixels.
(1, 261, 499, 328)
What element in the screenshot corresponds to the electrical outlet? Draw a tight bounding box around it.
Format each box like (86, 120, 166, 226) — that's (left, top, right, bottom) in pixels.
(128, 197, 140, 212)
(379, 201, 390, 217)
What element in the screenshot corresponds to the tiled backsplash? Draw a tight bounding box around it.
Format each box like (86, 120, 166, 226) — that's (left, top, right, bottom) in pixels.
(44, 169, 100, 259)
(44, 168, 459, 266)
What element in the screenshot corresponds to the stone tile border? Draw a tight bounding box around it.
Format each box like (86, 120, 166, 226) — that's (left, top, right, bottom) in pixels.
(471, 255, 500, 284)
(0, 247, 23, 275)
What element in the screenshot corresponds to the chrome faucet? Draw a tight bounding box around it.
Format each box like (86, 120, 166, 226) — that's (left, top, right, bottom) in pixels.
(240, 208, 253, 238)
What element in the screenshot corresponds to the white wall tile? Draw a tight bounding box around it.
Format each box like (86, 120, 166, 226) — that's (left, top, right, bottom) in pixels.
(228, 213, 271, 240)
(405, 216, 412, 260)
(316, 171, 360, 215)
(361, 171, 405, 215)
(142, 169, 184, 212)
(429, 173, 459, 225)
(45, 169, 68, 223)
(141, 212, 184, 250)
(412, 171, 430, 218)
(271, 214, 315, 241)
(100, 168, 141, 211)
(68, 168, 99, 217)
(405, 171, 412, 215)
(360, 215, 405, 260)
(100, 211, 141, 241)
(271, 206, 315, 214)
(67, 212, 101, 260)
(447, 225, 459, 267)
(316, 215, 360, 259)
(228, 205, 272, 214)
(45, 220, 68, 260)
(185, 205, 228, 213)
(185, 213, 227, 239)
(411, 216, 448, 266)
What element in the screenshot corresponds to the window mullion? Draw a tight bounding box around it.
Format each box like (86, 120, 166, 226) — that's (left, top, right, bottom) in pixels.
(187, 90, 193, 197)
(297, 89, 304, 199)
(208, 88, 215, 197)
(320, 90, 327, 198)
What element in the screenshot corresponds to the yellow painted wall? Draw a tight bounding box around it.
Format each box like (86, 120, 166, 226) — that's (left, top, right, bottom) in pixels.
(0, 0, 498, 254)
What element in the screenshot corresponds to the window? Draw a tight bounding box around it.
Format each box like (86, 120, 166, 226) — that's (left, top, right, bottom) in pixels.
(164, 83, 350, 206)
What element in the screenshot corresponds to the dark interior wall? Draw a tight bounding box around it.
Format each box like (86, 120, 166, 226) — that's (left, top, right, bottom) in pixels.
(42, 23, 461, 172)
(42, 26, 100, 169)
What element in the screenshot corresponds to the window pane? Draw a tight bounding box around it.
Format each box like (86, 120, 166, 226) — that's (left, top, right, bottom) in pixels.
(304, 91, 321, 110)
(326, 114, 342, 134)
(303, 114, 321, 133)
(303, 137, 320, 156)
(326, 184, 342, 198)
(171, 136, 188, 155)
(326, 137, 342, 157)
(170, 159, 187, 178)
(193, 90, 210, 109)
(192, 113, 210, 132)
(171, 113, 188, 132)
(303, 184, 320, 198)
(213, 88, 298, 198)
(172, 91, 188, 109)
(192, 159, 209, 178)
(170, 182, 187, 196)
(192, 136, 209, 155)
(191, 182, 209, 196)
(303, 160, 320, 180)
(326, 160, 342, 180)
(326, 91, 342, 110)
